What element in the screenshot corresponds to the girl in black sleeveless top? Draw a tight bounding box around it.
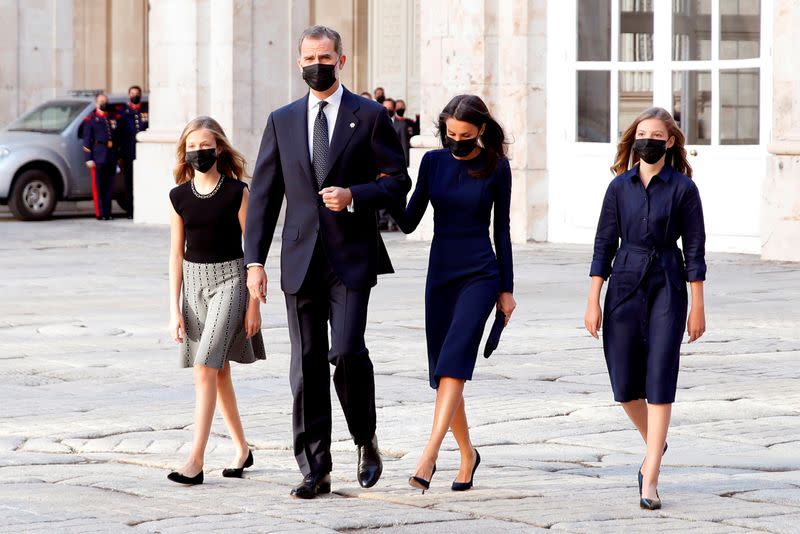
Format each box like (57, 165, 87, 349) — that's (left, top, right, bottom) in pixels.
(166, 116, 265, 485)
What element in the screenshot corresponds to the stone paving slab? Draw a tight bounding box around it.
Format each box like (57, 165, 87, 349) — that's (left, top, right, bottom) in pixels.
(1, 218, 799, 533)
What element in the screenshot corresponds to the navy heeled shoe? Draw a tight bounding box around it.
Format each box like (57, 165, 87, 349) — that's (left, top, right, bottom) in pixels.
(452, 449, 481, 491)
(409, 463, 437, 494)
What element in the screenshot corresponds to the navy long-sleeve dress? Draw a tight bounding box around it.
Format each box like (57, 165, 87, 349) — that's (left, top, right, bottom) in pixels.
(590, 163, 706, 404)
(396, 149, 514, 388)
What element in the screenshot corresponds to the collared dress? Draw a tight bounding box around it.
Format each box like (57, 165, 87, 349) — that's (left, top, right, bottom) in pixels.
(590, 163, 706, 404)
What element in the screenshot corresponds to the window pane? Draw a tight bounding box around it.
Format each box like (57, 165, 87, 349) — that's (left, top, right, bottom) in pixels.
(720, 68, 760, 145)
(577, 71, 610, 142)
(672, 0, 711, 60)
(619, 71, 653, 136)
(620, 0, 653, 61)
(720, 0, 760, 59)
(672, 70, 711, 145)
(578, 0, 611, 61)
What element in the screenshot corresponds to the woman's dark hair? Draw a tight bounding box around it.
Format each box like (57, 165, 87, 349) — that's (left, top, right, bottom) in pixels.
(437, 94, 508, 178)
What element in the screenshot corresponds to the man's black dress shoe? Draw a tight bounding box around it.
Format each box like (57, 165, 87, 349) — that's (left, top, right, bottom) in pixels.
(290, 472, 331, 499)
(222, 449, 253, 478)
(167, 470, 204, 485)
(357, 435, 383, 488)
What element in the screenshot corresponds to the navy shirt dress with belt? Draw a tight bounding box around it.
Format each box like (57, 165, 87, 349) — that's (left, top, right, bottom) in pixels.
(590, 163, 706, 404)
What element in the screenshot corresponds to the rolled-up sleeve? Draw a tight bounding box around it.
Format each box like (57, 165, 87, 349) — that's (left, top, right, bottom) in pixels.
(680, 181, 707, 281)
(589, 182, 620, 279)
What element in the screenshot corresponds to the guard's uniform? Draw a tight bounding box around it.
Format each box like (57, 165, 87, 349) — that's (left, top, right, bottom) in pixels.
(117, 102, 148, 216)
(82, 109, 119, 219)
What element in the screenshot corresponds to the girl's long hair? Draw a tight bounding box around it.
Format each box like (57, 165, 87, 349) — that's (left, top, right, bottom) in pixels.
(437, 94, 508, 179)
(611, 106, 692, 177)
(173, 116, 248, 184)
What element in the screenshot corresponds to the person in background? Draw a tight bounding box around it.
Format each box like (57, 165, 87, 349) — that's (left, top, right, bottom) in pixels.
(360, 91, 373, 100)
(373, 86, 386, 104)
(82, 93, 118, 221)
(395, 98, 417, 141)
(117, 85, 149, 218)
(382, 98, 410, 165)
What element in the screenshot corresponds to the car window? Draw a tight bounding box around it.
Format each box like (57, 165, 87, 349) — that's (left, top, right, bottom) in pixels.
(7, 101, 89, 133)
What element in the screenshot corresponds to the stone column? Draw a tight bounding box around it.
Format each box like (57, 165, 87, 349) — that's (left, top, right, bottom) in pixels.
(134, 0, 311, 225)
(762, 0, 800, 262)
(408, 0, 547, 244)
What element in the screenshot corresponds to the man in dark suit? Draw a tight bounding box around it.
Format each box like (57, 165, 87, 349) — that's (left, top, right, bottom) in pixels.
(382, 98, 410, 165)
(244, 25, 410, 499)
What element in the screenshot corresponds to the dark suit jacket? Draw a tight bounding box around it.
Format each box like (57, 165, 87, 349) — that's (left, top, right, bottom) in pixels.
(391, 118, 410, 165)
(245, 86, 411, 294)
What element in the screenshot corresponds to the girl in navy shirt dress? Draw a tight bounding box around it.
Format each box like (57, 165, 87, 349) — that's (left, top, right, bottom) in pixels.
(585, 107, 707, 510)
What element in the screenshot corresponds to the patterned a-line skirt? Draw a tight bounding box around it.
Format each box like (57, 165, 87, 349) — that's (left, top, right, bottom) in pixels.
(181, 258, 266, 368)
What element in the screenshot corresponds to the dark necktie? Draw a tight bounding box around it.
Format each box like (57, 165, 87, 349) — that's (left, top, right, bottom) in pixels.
(312, 101, 329, 188)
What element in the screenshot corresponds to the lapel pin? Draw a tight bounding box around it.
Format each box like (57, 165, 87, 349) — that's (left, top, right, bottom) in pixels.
(349, 122, 355, 128)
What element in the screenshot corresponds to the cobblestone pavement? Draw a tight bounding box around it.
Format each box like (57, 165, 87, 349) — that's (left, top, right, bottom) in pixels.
(1, 218, 798, 533)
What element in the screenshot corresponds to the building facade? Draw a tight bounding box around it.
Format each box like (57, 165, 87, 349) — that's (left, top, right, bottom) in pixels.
(1, 0, 797, 261)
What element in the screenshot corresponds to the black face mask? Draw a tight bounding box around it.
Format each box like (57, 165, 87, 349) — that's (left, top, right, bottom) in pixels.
(130, 95, 141, 105)
(98, 103, 108, 112)
(302, 63, 337, 92)
(185, 148, 218, 173)
(446, 136, 479, 158)
(395, 108, 405, 117)
(385, 108, 395, 118)
(633, 138, 668, 164)
(375, 95, 385, 104)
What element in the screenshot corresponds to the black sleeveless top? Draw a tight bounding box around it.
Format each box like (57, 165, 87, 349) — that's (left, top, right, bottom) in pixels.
(169, 176, 246, 263)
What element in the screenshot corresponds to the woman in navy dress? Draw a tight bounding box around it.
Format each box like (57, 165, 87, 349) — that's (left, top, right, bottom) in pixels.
(584, 107, 707, 509)
(393, 95, 515, 492)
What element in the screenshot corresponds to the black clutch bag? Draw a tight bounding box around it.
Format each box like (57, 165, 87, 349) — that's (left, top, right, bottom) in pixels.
(483, 310, 506, 358)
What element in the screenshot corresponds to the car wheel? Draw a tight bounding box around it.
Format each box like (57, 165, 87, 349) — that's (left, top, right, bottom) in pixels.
(8, 170, 58, 221)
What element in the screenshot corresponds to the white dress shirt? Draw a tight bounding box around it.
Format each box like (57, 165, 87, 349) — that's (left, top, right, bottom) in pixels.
(307, 82, 343, 159)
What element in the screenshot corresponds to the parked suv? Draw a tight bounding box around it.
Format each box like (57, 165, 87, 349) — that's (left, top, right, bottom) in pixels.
(0, 93, 147, 220)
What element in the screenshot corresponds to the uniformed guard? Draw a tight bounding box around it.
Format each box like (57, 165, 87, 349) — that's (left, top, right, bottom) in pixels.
(117, 85, 148, 218)
(82, 93, 119, 220)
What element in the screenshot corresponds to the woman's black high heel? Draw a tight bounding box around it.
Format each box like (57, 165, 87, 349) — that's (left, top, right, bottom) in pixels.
(640, 492, 662, 510)
(222, 449, 254, 478)
(167, 470, 204, 485)
(409, 463, 437, 494)
(638, 441, 668, 496)
(638, 441, 667, 508)
(452, 448, 481, 491)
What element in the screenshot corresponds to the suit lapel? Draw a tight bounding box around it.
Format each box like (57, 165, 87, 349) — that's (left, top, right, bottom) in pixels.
(323, 88, 359, 184)
(289, 95, 317, 190)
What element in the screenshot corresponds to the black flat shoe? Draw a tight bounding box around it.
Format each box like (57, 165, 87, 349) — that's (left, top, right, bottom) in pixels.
(357, 435, 383, 488)
(290, 472, 331, 499)
(167, 470, 204, 485)
(452, 448, 481, 491)
(409, 463, 437, 494)
(222, 449, 253, 478)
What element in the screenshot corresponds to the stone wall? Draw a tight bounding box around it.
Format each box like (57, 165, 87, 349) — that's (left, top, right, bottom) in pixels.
(135, 0, 311, 225)
(762, 0, 800, 262)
